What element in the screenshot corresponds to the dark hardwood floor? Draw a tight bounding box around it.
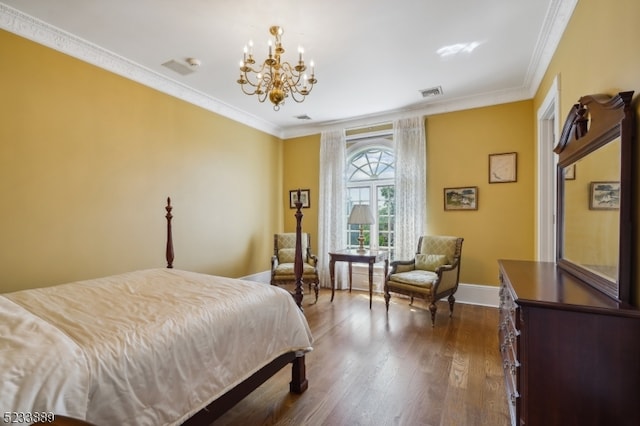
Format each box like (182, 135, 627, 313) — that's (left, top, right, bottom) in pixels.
(213, 287, 510, 426)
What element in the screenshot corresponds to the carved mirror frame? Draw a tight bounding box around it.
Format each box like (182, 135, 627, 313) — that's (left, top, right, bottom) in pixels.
(554, 91, 635, 302)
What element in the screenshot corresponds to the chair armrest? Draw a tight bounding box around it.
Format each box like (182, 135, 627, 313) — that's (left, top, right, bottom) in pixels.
(433, 259, 460, 294)
(308, 253, 318, 267)
(389, 259, 416, 276)
(271, 255, 279, 270)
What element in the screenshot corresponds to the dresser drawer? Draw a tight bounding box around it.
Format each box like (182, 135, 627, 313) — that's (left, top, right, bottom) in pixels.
(498, 272, 520, 425)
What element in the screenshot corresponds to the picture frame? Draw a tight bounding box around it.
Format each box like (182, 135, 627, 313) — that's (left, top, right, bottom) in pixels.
(564, 163, 576, 180)
(444, 186, 478, 211)
(489, 152, 517, 183)
(289, 189, 310, 209)
(589, 181, 619, 210)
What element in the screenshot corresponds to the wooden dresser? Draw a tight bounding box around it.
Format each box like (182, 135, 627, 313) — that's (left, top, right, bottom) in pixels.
(498, 259, 640, 426)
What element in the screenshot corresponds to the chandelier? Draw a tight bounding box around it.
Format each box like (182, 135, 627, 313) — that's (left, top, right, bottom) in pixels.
(237, 26, 317, 111)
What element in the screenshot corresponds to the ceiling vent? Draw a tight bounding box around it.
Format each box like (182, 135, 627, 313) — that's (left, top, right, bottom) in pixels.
(295, 114, 312, 120)
(161, 59, 198, 76)
(419, 86, 443, 98)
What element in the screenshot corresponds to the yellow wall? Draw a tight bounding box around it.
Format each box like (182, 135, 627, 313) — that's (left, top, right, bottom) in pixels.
(533, 0, 640, 305)
(4, 0, 640, 302)
(282, 134, 320, 246)
(427, 102, 534, 285)
(281, 102, 534, 287)
(282, 1, 640, 299)
(0, 30, 283, 292)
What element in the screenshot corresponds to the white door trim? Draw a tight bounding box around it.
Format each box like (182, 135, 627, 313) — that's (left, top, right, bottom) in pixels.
(536, 75, 560, 261)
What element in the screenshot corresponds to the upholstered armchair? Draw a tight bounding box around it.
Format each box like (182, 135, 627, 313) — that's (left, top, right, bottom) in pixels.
(271, 233, 320, 302)
(384, 235, 464, 326)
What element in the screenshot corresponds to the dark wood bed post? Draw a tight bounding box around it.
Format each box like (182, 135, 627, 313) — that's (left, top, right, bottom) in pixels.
(291, 190, 308, 393)
(165, 197, 174, 268)
(293, 189, 305, 310)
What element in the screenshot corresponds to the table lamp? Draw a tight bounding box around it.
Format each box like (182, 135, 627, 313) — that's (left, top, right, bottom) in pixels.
(348, 204, 375, 252)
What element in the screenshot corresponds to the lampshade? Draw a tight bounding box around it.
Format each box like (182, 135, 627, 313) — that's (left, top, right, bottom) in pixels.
(348, 204, 375, 225)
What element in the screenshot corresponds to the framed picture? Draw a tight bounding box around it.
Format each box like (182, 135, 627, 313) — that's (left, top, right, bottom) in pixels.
(289, 189, 310, 209)
(564, 163, 576, 180)
(489, 152, 517, 183)
(589, 181, 619, 210)
(444, 186, 478, 211)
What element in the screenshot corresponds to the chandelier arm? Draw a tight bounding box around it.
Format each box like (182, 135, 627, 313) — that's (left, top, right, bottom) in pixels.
(288, 79, 314, 96)
(280, 62, 304, 81)
(281, 76, 304, 96)
(240, 77, 260, 89)
(239, 81, 270, 99)
(280, 62, 315, 96)
(240, 62, 271, 87)
(239, 84, 260, 96)
(289, 91, 308, 103)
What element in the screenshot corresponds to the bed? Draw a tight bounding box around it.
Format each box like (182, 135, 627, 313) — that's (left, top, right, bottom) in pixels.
(0, 195, 313, 425)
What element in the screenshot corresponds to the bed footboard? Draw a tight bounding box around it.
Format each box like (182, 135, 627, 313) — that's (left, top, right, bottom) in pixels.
(164, 197, 309, 425)
(183, 352, 307, 425)
(165, 194, 305, 309)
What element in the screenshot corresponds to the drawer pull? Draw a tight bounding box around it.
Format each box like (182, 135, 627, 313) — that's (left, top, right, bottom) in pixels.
(510, 392, 519, 405)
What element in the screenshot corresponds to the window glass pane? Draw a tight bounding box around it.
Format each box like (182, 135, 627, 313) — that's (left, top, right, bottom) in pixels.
(347, 148, 395, 181)
(378, 185, 395, 258)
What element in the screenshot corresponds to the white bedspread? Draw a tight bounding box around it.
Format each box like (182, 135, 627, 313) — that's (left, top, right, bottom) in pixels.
(0, 269, 313, 425)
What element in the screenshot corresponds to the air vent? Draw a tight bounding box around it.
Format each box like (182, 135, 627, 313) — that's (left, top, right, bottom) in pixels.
(419, 86, 443, 98)
(161, 59, 196, 76)
(295, 114, 312, 120)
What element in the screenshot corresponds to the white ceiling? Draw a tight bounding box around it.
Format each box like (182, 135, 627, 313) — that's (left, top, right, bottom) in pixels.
(0, 0, 576, 138)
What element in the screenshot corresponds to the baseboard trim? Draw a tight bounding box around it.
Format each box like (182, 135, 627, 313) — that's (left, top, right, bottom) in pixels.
(241, 270, 499, 309)
(453, 283, 499, 308)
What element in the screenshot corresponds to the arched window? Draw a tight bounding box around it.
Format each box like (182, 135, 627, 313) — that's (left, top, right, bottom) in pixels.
(346, 135, 395, 257)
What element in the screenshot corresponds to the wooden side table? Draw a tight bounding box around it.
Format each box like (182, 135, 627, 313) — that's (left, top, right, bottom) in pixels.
(328, 249, 388, 309)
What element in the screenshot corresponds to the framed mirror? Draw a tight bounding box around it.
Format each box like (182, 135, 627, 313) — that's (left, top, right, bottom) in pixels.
(554, 91, 634, 302)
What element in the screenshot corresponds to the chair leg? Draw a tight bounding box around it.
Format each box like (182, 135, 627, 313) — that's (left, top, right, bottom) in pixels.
(313, 281, 319, 303)
(448, 294, 456, 317)
(428, 302, 437, 327)
(384, 289, 391, 312)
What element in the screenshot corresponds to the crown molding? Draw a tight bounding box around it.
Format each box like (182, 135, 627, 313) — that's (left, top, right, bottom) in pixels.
(0, 3, 283, 137)
(281, 86, 532, 139)
(1, 0, 577, 140)
(283, 0, 577, 139)
(525, 0, 578, 97)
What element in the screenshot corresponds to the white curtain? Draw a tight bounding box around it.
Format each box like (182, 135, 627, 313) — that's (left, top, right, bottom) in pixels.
(317, 129, 347, 289)
(393, 116, 426, 261)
